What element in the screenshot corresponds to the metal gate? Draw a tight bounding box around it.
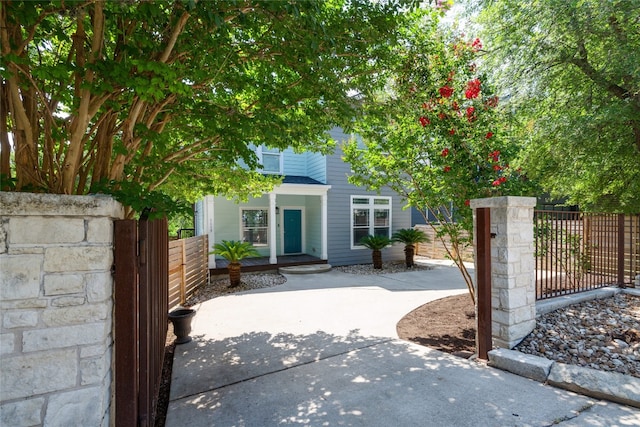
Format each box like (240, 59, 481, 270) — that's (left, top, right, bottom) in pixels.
(114, 217, 169, 426)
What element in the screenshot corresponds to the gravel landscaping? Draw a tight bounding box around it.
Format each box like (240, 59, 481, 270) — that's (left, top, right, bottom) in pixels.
(515, 293, 640, 378)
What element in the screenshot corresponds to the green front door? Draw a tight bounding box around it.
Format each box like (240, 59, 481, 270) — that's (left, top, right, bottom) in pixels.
(283, 209, 302, 254)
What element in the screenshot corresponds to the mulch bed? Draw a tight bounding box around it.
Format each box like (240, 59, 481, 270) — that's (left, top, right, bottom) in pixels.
(396, 293, 476, 357)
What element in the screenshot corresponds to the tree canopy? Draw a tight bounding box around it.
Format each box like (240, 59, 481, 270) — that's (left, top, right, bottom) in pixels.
(1, 0, 420, 215)
(343, 17, 534, 302)
(474, 0, 640, 213)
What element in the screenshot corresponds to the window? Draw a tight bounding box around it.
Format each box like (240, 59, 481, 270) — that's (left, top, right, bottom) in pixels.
(241, 209, 268, 247)
(351, 196, 391, 248)
(260, 147, 282, 174)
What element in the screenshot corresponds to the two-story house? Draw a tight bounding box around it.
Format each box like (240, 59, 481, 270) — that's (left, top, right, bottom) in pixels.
(194, 128, 411, 270)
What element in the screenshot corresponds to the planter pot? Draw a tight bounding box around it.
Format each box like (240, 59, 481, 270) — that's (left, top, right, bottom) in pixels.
(168, 308, 196, 344)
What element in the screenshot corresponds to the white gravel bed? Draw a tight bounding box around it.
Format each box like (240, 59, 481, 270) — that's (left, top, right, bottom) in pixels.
(332, 261, 433, 275)
(516, 293, 640, 379)
(184, 272, 287, 306)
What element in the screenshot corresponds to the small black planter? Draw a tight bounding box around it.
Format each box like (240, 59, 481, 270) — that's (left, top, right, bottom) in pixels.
(168, 308, 196, 344)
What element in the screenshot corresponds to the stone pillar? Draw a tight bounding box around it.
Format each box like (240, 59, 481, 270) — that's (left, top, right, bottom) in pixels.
(470, 196, 537, 349)
(0, 192, 123, 427)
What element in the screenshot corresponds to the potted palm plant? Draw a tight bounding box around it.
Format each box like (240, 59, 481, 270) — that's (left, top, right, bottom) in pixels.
(210, 240, 260, 287)
(392, 228, 429, 268)
(359, 235, 392, 269)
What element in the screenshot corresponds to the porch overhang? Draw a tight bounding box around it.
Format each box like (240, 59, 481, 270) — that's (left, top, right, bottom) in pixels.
(267, 183, 331, 264)
(272, 182, 331, 196)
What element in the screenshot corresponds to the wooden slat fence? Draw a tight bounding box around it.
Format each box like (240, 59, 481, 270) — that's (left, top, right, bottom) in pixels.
(114, 217, 168, 427)
(168, 235, 208, 310)
(414, 224, 474, 262)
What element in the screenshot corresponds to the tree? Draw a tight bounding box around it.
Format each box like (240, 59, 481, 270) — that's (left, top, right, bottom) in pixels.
(473, 0, 640, 213)
(359, 235, 393, 269)
(343, 19, 534, 303)
(1, 0, 419, 216)
(392, 228, 429, 268)
(210, 240, 259, 287)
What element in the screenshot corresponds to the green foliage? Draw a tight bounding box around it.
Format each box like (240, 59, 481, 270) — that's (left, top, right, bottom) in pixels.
(392, 228, 429, 245)
(210, 240, 260, 263)
(534, 215, 592, 288)
(475, 0, 640, 213)
(359, 235, 393, 251)
(1, 0, 423, 216)
(91, 179, 191, 220)
(343, 17, 536, 300)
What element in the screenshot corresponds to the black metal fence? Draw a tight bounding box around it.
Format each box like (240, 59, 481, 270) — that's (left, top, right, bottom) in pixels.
(534, 211, 639, 300)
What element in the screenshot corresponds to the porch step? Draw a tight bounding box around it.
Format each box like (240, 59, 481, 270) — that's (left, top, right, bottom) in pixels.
(279, 264, 332, 275)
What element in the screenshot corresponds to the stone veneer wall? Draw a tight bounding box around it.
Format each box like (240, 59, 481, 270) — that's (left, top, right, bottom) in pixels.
(0, 192, 124, 427)
(470, 196, 538, 349)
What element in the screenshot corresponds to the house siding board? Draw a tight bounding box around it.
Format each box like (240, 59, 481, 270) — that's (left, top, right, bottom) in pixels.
(213, 196, 272, 258)
(194, 200, 204, 235)
(306, 152, 326, 184)
(325, 142, 408, 266)
(282, 149, 307, 176)
(305, 196, 322, 256)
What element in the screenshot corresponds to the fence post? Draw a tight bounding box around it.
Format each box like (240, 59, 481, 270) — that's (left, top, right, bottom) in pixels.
(476, 208, 492, 360)
(618, 214, 625, 287)
(181, 239, 187, 305)
(471, 196, 537, 349)
(114, 220, 139, 427)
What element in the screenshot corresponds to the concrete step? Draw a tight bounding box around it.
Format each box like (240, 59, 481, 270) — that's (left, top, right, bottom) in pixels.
(279, 264, 332, 274)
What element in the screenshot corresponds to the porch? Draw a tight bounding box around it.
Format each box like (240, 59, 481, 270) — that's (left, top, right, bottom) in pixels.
(210, 254, 327, 275)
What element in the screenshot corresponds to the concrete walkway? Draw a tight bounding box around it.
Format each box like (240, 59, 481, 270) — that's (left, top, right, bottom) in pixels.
(166, 264, 640, 426)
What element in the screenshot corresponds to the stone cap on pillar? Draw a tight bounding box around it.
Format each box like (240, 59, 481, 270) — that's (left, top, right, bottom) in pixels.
(470, 196, 537, 210)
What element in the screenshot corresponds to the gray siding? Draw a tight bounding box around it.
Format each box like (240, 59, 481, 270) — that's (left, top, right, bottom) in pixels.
(325, 134, 410, 266)
(304, 195, 322, 256)
(306, 152, 326, 183)
(282, 149, 307, 176)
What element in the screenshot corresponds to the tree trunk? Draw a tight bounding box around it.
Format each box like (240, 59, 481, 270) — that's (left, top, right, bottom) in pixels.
(404, 244, 415, 268)
(228, 262, 242, 287)
(372, 250, 383, 269)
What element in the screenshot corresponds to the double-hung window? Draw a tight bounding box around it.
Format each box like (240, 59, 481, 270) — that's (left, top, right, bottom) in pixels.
(241, 209, 268, 247)
(351, 196, 392, 248)
(260, 147, 282, 174)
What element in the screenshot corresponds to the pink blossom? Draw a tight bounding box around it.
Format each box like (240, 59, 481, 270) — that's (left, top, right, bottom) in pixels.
(439, 85, 454, 98)
(471, 38, 483, 52)
(465, 79, 481, 99)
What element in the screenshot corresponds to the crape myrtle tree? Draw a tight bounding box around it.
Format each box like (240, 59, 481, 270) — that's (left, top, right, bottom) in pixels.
(343, 17, 534, 303)
(474, 0, 640, 213)
(0, 0, 421, 217)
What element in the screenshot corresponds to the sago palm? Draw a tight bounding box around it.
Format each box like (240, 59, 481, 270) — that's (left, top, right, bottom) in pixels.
(210, 240, 260, 287)
(359, 235, 392, 269)
(392, 228, 429, 268)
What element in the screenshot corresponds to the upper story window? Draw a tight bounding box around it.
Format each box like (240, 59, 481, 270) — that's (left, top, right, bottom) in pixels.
(351, 196, 392, 248)
(259, 147, 283, 174)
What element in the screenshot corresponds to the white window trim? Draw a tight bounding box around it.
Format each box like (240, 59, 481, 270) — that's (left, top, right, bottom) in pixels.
(258, 146, 283, 175)
(350, 195, 392, 249)
(240, 207, 269, 247)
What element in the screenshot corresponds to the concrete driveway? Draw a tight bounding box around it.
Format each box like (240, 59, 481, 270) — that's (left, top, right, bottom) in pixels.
(166, 264, 640, 426)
